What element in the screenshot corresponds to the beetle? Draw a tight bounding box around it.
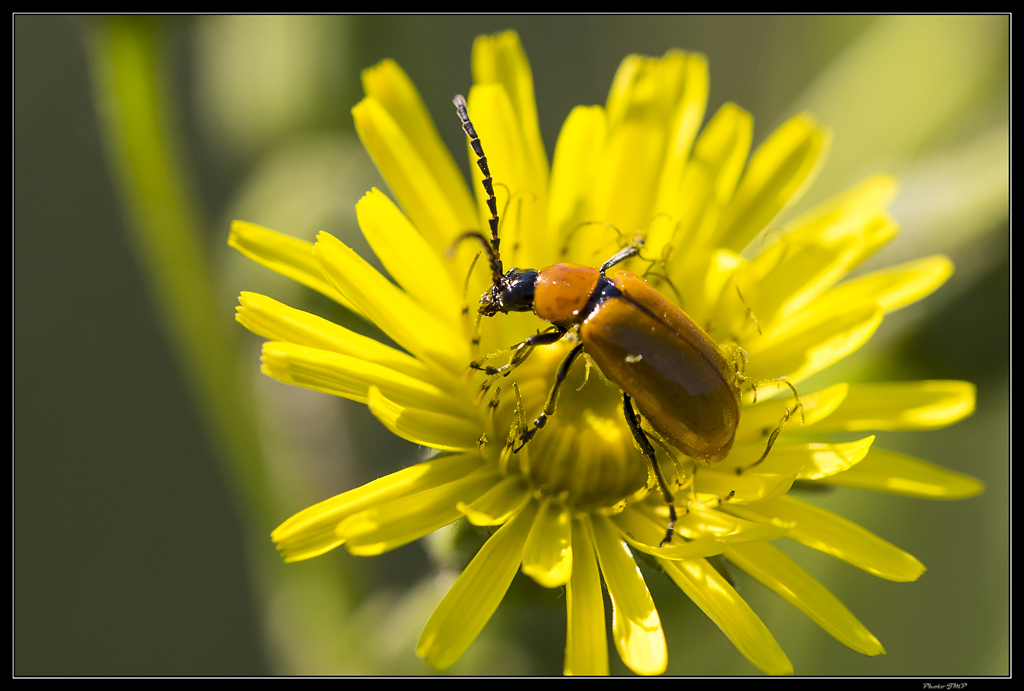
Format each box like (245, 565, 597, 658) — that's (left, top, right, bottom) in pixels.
(451, 95, 779, 545)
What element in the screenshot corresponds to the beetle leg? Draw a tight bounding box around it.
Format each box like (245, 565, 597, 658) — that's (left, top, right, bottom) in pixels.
(513, 343, 585, 453)
(622, 393, 677, 547)
(735, 405, 800, 474)
(735, 372, 805, 425)
(470, 329, 565, 377)
(598, 243, 642, 274)
(730, 346, 749, 376)
(734, 282, 762, 336)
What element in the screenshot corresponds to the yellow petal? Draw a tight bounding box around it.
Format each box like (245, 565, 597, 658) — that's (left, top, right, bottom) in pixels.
(596, 54, 683, 237)
(793, 437, 876, 479)
(471, 31, 548, 189)
(745, 303, 883, 385)
(726, 495, 926, 582)
(548, 105, 608, 252)
(355, 188, 463, 324)
(260, 341, 471, 416)
(613, 508, 728, 560)
(689, 508, 791, 544)
(352, 96, 475, 252)
(660, 557, 793, 675)
(589, 515, 667, 676)
(228, 220, 356, 312)
(237, 291, 441, 385)
(696, 468, 796, 504)
(465, 83, 548, 268)
(747, 212, 898, 332)
(457, 474, 532, 526)
(817, 255, 954, 315)
(417, 500, 537, 669)
(653, 52, 709, 222)
(314, 230, 467, 372)
(521, 499, 573, 588)
(812, 380, 976, 432)
(565, 518, 609, 676)
(817, 448, 984, 498)
(271, 452, 482, 562)
(690, 103, 754, 209)
(735, 383, 849, 444)
(724, 541, 884, 656)
(717, 114, 831, 253)
(360, 58, 478, 232)
(780, 174, 898, 235)
(368, 386, 481, 452)
(339, 465, 499, 556)
(668, 103, 752, 260)
(772, 173, 900, 277)
(665, 501, 790, 543)
(673, 246, 745, 329)
(720, 436, 875, 481)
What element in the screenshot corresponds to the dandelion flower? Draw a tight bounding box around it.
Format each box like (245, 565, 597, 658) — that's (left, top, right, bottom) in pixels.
(230, 31, 981, 675)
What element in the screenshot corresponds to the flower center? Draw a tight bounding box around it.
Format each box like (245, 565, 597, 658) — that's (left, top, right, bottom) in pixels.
(485, 342, 652, 512)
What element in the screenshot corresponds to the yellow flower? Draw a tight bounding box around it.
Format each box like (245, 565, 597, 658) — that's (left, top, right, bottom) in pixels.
(230, 31, 981, 675)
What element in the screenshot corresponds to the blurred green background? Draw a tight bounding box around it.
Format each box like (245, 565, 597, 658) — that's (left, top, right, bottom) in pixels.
(15, 15, 1008, 676)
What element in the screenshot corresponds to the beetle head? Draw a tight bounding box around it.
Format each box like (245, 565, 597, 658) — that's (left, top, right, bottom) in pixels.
(480, 268, 538, 317)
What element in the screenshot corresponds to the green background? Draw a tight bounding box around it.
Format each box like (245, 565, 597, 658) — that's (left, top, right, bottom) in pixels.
(15, 15, 1008, 676)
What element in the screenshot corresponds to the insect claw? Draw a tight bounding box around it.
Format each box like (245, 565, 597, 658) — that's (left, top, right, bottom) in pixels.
(658, 502, 677, 547)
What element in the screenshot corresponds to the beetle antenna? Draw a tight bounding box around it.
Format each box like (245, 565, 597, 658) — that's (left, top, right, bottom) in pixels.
(460, 250, 484, 358)
(560, 220, 623, 259)
(449, 231, 503, 286)
(454, 95, 502, 269)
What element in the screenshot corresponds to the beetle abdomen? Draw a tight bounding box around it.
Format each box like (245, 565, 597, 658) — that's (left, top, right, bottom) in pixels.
(581, 271, 741, 464)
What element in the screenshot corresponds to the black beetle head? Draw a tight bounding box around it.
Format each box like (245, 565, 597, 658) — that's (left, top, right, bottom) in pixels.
(480, 268, 538, 317)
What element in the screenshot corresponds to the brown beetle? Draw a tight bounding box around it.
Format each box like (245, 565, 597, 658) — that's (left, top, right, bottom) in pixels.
(452, 95, 749, 545)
